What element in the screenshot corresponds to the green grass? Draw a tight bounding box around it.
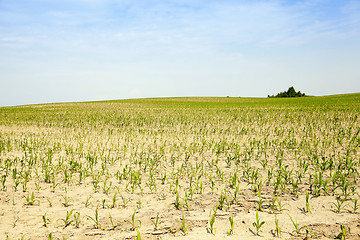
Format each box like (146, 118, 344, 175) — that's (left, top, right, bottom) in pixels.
(0, 94, 358, 133)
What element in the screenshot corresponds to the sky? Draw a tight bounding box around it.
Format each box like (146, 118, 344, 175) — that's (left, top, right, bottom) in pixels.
(1, 0, 360, 106)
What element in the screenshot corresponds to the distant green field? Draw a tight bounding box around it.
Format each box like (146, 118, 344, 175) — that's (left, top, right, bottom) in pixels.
(1, 93, 360, 127)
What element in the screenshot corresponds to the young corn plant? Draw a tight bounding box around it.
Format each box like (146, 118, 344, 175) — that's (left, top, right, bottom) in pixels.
(38, 213, 51, 227)
(92, 179, 100, 193)
(88, 208, 101, 229)
(207, 214, 216, 234)
(57, 210, 73, 228)
(268, 196, 278, 214)
(35, 182, 42, 192)
(136, 199, 142, 209)
(62, 193, 72, 207)
(227, 216, 234, 235)
(350, 198, 359, 213)
(252, 210, 266, 236)
(218, 190, 227, 210)
(25, 192, 39, 206)
(1, 174, 7, 191)
(84, 196, 92, 208)
(255, 191, 266, 212)
(108, 213, 118, 230)
(182, 195, 190, 211)
(305, 190, 312, 213)
(13, 178, 20, 192)
(12, 218, 19, 228)
(151, 213, 160, 230)
(102, 181, 112, 195)
(110, 191, 117, 209)
(276, 197, 287, 212)
(209, 179, 218, 193)
(178, 214, 190, 236)
(128, 209, 141, 231)
(288, 214, 309, 236)
(121, 195, 129, 208)
(333, 224, 350, 240)
(274, 214, 281, 238)
(231, 184, 241, 204)
(50, 181, 59, 193)
(136, 228, 141, 240)
(73, 212, 81, 228)
(174, 192, 181, 210)
(331, 198, 346, 213)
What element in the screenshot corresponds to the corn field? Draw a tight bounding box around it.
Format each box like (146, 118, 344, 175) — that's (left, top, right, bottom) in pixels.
(0, 94, 360, 239)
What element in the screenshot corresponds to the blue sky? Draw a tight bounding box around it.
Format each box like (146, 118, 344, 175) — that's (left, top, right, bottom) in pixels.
(1, 0, 360, 106)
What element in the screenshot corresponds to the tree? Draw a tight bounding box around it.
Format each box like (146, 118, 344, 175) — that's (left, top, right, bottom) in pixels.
(268, 87, 306, 98)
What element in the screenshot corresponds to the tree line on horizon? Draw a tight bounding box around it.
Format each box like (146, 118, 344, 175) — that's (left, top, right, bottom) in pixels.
(268, 86, 306, 98)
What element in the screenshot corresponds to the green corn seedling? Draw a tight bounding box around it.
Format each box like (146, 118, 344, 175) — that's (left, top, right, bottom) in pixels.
(110, 191, 117, 208)
(178, 214, 189, 235)
(151, 213, 160, 230)
(136, 228, 141, 240)
(57, 210, 73, 228)
(331, 198, 346, 213)
(174, 192, 181, 210)
(208, 214, 216, 234)
(305, 190, 311, 213)
(252, 210, 265, 236)
(274, 214, 281, 237)
(228, 216, 234, 235)
(333, 224, 350, 240)
(25, 192, 39, 206)
(108, 213, 118, 230)
(39, 213, 51, 227)
(73, 212, 81, 228)
(62, 193, 72, 207)
(88, 208, 101, 229)
(128, 209, 141, 231)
